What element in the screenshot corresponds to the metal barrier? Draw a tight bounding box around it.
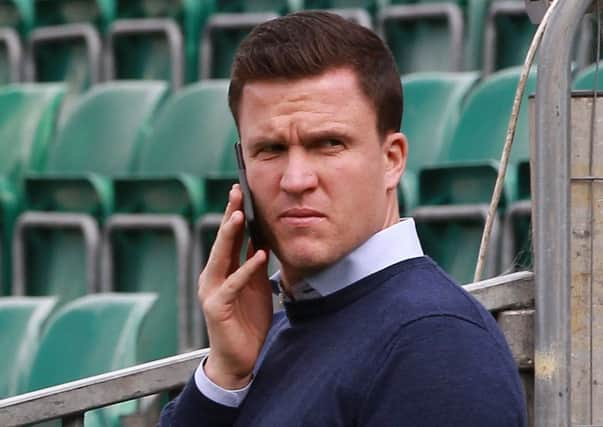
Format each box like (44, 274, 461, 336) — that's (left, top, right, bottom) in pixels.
(0, 272, 534, 426)
(533, 1, 598, 425)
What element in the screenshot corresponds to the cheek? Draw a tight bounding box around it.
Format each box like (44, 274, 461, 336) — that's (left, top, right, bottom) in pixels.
(247, 166, 280, 210)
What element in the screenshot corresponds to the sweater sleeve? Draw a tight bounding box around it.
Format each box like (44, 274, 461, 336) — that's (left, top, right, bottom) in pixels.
(158, 376, 239, 427)
(358, 315, 527, 427)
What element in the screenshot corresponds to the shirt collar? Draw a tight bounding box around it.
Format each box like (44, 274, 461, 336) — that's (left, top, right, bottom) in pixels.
(271, 218, 423, 301)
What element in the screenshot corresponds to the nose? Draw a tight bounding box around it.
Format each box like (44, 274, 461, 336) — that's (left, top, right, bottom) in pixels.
(280, 148, 318, 195)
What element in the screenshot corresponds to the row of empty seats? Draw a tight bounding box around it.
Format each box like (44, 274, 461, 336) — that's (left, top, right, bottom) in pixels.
(1, 65, 601, 412)
(2, 0, 599, 91)
(1, 293, 157, 425)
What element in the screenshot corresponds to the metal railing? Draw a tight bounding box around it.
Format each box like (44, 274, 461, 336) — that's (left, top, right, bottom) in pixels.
(0, 272, 534, 426)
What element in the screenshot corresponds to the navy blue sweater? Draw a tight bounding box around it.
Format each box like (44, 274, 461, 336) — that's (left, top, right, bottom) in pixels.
(160, 257, 526, 426)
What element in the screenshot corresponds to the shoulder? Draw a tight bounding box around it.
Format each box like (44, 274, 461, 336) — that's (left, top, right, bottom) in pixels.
(376, 256, 497, 333)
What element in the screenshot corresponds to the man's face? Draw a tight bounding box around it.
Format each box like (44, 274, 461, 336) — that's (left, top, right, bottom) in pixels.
(238, 68, 407, 284)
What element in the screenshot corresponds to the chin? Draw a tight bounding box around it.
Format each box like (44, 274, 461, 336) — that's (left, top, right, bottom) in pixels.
(276, 241, 342, 276)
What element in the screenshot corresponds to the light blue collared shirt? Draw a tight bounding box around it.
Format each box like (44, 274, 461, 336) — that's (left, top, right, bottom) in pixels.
(195, 218, 424, 407)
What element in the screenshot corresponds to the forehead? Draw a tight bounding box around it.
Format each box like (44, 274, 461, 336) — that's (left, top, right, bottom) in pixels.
(238, 68, 377, 139)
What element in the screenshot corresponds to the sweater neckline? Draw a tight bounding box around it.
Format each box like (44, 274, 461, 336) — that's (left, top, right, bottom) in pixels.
(283, 256, 430, 325)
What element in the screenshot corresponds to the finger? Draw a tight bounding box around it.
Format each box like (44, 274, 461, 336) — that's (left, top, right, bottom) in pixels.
(219, 184, 243, 229)
(205, 185, 244, 278)
(217, 250, 268, 304)
(206, 209, 246, 281)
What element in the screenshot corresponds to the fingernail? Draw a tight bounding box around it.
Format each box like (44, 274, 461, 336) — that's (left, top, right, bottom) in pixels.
(230, 211, 242, 222)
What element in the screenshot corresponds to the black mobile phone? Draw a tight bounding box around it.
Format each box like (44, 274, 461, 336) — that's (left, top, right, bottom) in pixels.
(234, 142, 265, 250)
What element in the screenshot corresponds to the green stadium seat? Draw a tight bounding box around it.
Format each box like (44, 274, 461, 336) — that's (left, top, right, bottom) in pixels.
(0, 296, 56, 398)
(379, 0, 466, 74)
(482, 0, 534, 75)
(301, 0, 374, 28)
(399, 71, 479, 212)
(27, 0, 115, 91)
(199, 1, 299, 79)
(573, 61, 603, 90)
(106, 0, 213, 88)
(24, 293, 156, 427)
(0, 83, 65, 295)
(107, 80, 236, 352)
(414, 66, 537, 284)
(12, 81, 167, 310)
(0, 0, 32, 83)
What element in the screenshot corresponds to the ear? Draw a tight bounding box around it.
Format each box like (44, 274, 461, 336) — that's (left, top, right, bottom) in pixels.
(382, 131, 408, 191)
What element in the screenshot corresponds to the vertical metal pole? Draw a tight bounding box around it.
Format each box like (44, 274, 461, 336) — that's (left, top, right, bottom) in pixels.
(533, 1, 593, 425)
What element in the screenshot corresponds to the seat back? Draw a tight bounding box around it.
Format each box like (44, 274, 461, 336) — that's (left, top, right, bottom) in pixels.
(112, 0, 212, 84)
(0, 296, 56, 397)
(136, 80, 235, 175)
(112, 80, 236, 219)
(204, 1, 296, 78)
(383, 0, 464, 74)
(400, 71, 479, 210)
(33, 0, 114, 30)
(573, 61, 603, 90)
(44, 80, 168, 175)
(30, 0, 114, 91)
(422, 66, 537, 206)
(487, 0, 534, 72)
(25, 293, 156, 427)
(0, 83, 65, 294)
(0, 83, 65, 185)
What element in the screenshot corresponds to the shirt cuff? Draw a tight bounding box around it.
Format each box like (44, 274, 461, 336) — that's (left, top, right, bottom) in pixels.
(194, 355, 252, 408)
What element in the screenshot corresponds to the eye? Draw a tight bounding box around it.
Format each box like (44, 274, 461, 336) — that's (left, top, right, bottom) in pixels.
(254, 142, 287, 159)
(318, 139, 344, 150)
(262, 143, 286, 153)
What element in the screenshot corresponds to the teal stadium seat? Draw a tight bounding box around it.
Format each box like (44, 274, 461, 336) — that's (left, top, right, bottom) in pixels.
(107, 0, 213, 88)
(200, 0, 299, 79)
(28, 0, 115, 91)
(24, 293, 156, 427)
(0, 83, 65, 295)
(399, 71, 479, 213)
(12, 81, 167, 310)
(482, 0, 534, 75)
(0, 296, 56, 398)
(574, 61, 603, 90)
(108, 80, 237, 352)
(379, 0, 465, 73)
(0, 0, 32, 84)
(301, 0, 376, 28)
(414, 66, 537, 284)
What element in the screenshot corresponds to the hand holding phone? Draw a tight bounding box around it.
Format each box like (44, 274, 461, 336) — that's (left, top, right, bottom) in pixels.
(198, 184, 272, 390)
(235, 142, 266, 250)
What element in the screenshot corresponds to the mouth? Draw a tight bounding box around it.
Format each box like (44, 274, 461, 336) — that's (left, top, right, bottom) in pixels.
(278, 207, 326, 226)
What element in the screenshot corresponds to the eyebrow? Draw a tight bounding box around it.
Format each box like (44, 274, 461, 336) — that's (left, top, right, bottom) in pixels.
(246, 127, 353, 149)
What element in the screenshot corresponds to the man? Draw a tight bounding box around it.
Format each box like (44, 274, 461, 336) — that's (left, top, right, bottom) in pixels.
(160, 11, 526, 426)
